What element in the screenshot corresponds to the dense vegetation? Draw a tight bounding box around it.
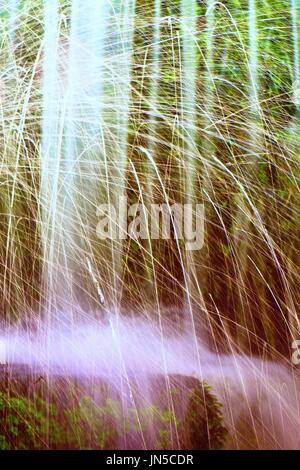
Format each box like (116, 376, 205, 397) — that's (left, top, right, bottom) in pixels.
(0, 373, 227, 449)
(0, 0, 299, 450)
(0, 0, 298, 355)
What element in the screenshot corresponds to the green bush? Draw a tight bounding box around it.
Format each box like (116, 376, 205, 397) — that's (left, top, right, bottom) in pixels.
(0, 379, 228, 449)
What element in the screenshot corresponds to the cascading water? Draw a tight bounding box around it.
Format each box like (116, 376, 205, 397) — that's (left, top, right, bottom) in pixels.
(108, 0, 135, 309)
(289, 0, 300, 150)
(8, 0, 18, 41)
(0, 0, 300, 450)
(248, 0, 259, 114)
(291, 0, 300, 87)
(41, 0, 61, 320)
(181, 0, 198, 199)
(42, 0, 112, 322)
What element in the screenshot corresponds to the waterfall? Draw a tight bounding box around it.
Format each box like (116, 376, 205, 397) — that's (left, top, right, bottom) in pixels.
(248, 0, 259, 114)
(181, 0, 198, 200)
(41, 0, 138, 320)
(63, 0, 108, 313)
(291, 0, 300, 86)
(138, 0, 162, 304)
(2, 0, 300, 451)
(291, 0, 300, 112)
(42, 0, 110, 323)
(109, 0, 135, 309)
(41, 0, 60, 319)
(180, 0, 202, 333)
(8, 0, 18, 41)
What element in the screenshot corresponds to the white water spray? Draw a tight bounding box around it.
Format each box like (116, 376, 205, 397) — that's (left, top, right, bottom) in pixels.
(1, 315, 300, 449)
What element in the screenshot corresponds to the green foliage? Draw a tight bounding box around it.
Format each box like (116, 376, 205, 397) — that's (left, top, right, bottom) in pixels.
(184, 382, 228, 450)
(0, 392, 55, 449)
(0, 378, 228, 450)
(62, 396, 120, 449)
(129, 403, 181, 449)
